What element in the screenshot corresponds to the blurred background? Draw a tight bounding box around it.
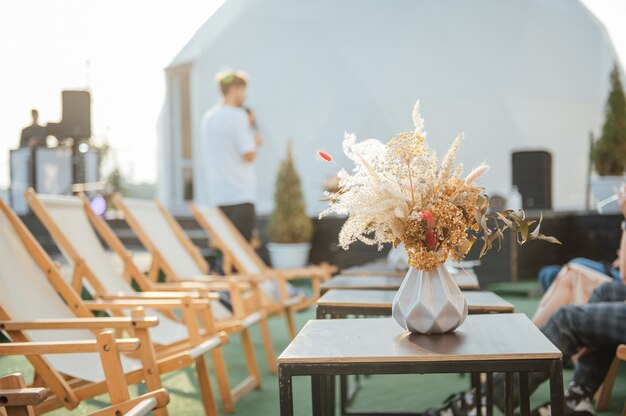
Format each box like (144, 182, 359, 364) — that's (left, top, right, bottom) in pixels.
(1, 0, 625, 282)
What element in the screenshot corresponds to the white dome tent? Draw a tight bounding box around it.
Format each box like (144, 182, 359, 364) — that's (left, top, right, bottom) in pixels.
(158, 0, 622, 215)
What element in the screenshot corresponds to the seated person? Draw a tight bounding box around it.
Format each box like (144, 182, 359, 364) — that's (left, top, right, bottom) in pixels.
(427, 280, 626, 416)
(538, 257, 619, 292)
(532, 188, 625, 327)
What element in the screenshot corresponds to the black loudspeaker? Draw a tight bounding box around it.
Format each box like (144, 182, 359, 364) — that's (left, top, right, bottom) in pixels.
(512, 151, 552, 209)
(46, 90, 92, 140)
(61, 90, 91, 139)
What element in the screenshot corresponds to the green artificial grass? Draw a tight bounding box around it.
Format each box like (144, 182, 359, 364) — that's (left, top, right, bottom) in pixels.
(1, 288, 625, 415)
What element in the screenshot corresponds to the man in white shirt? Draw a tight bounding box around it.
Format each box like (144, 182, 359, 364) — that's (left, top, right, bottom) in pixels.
(200, 71, 261, 240)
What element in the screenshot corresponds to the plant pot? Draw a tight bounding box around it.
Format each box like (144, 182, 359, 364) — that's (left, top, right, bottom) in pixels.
(591, 175, 625, 214)
(392, 264, 468, 334)
(266, 242, 311, 269)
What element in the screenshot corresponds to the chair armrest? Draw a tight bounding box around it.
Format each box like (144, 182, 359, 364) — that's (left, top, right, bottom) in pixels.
(0, 317, 159, 330)
(179, 274, 264, 284)
(97, 291, 219, 300)
(0, 387, 48, 406)
(273, 266, 331, 279)
(0, 338, 141, 355)
(84, 298, 211, 311)
(154, 281, 241, 293)
(88, 388, 169, 416)
(171, 279, 253, 291)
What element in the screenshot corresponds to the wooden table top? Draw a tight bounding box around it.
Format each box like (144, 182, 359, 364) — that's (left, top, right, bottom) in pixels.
(321, 272, 480, 291)
(317, 289, 514, 313)
(278, 314, 561, 364)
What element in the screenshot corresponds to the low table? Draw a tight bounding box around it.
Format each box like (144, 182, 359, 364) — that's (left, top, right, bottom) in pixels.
(321, 273, 480, 294)
(316, 289, 514, 318)
(317, 289, 515, 414)
(278, 315, 563, 416)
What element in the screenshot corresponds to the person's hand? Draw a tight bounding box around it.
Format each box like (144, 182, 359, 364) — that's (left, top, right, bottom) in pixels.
(247, 110, 257, 128)
(618, 183, 626, 218)
(254, 132, 263, 147)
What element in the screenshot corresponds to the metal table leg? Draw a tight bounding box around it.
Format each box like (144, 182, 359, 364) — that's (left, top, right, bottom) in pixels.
(486, 373, 493, 416)
(472, 373, 482, 416)
(279, 365, 294, 416)
(325, 374, 336, 415)
(519, 372, 530, 416)
(549, 360, 565, 416)
(313, 375, 323, 415)
(504, 372, 514, 416)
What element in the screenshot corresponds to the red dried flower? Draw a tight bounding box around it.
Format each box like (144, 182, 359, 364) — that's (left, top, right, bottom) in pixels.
(425, 230, 436, 248)
(422, 210, 436, 230)
(317, 151, 333, 162)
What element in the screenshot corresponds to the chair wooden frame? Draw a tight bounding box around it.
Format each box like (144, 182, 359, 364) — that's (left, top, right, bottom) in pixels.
(109, 194, 279, 363)
(188, 202, 336, 338)
(0, 332, 170, 416)
(0, 197, 227, 415)
(595, 344, 626, 414)
(23, 190, 264, 412)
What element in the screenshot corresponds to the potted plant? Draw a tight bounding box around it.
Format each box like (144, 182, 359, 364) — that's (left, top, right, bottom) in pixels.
(267, 142, 314, 268)
(591, 65, 626, 213)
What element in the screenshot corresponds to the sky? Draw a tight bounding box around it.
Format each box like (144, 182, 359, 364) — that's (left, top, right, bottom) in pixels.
(0, 0, 624, 189)
(0, 0, 224, 187)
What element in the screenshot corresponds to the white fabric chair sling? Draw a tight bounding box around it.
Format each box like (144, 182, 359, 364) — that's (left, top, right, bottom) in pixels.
(190, 204, 324, 302)
(117, 198, 208, 278)
(114, 197, 284, 303)
(189, 203, 337, 338)
(4, 196, 230, 415)
(28, 194, 232, 340)
(25, 192, 266, 410)
(0, 206, 141, 382)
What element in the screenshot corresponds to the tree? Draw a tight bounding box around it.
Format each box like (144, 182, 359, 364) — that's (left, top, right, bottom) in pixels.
(268, 142, 313, 243)
(592, 65, 626, 176)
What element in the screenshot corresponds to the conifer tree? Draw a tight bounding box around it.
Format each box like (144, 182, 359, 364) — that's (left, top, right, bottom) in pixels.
(593, 65, 626, 175)
(268, 142, 313, 243)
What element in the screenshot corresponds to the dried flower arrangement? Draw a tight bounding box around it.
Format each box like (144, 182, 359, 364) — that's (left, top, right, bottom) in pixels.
(319, 100, 559, 271)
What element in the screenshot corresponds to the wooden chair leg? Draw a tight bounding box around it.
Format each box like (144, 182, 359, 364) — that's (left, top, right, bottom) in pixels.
(130, 309, 168, 416)
(595, 357, 620, 411)
(209, 348, 234, 413)
(96, 331, 130, 405)
(195, 355, 220, 416)
(240, 328, 262, 388)
(258, 316, 278, 373)
(285, 308, 297, 339)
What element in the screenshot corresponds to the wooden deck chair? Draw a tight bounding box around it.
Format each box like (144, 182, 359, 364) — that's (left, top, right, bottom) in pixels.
(595, 345, 626, 413)
(0, 198, 226, 415)
(24, 191, 263, 412)
(110, 195, 282, 355)
(188, 203, 336, 337)
(0, 332, 170, 415)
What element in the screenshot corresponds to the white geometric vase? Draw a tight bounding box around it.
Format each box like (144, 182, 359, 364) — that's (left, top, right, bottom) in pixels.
(392, 264, 468, 334)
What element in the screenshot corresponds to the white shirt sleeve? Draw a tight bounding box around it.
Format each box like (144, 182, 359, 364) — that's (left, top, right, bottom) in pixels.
(232, 110, 256, 155)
